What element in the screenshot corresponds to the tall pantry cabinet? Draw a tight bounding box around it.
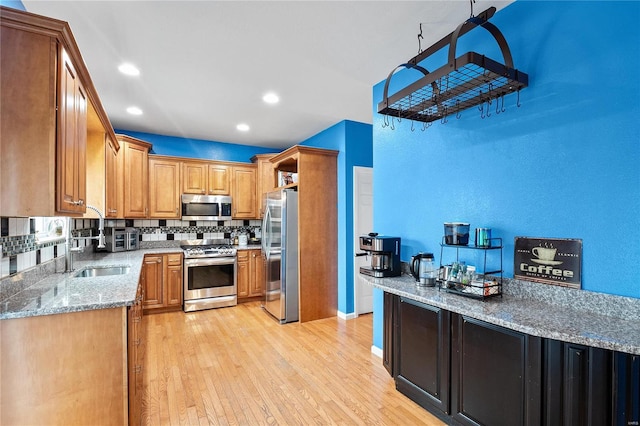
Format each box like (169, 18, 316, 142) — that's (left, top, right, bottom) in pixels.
(270, 145, 338, 322)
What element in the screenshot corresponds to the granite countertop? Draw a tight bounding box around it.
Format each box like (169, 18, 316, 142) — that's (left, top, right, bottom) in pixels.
(361, 273, 640, 356)
(0, 248, 182, 320)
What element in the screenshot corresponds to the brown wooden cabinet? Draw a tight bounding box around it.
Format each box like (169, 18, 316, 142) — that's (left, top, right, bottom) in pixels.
(149, 157, 181, 219)
(1, 8, 116, 217)
(270, 145, 338, 322)
(118, 135, 151, 218)
(128, 275, 145, 426)
(1, 307, 130, 425)
(252, 153, 277, 217)
(142, 253, 183, 313)
(237, 249, 264, 300)
(105, 136, 120, 218)
(231, 165, 257, 219)
(57, 48, 87, 214)
(182, 161, 230, 195)
(209, 163, 230, 195)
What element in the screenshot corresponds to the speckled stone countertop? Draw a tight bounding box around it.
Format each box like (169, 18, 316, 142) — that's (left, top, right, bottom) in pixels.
(361, 273, 640, 355)
(0, 248, 182, 320)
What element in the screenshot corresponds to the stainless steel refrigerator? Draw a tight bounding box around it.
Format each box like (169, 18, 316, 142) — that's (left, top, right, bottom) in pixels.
(261, 189, 299, 323)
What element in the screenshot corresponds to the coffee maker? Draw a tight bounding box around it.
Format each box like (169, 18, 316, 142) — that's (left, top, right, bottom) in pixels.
(358, 233, 401, 277)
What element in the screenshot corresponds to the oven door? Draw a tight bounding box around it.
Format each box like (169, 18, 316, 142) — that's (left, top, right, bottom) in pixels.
(184, 256, 237, 300)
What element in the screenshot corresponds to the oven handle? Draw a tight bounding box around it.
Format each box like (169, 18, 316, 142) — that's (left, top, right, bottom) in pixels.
(184, 256, 236, 267)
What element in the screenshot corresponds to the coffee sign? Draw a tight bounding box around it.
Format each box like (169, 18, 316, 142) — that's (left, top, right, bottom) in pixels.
(514, 237, 582, 289)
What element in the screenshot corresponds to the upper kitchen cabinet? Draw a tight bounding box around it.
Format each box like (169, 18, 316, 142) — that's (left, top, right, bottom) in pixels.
(0, 7, 117, 217)
(149, 155, 181, 219)
(231, 165, 257, 219)
(117, 135, 151, 218)
(270, 145, 338, 323)
(104, 136, 120, 218)
(182, 161, 230, 195)
(252, 153, 277, 218)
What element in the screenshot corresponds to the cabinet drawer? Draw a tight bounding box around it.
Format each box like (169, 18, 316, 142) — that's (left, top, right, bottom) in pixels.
(237, 250, 250, 261)
(166, 253, 182, 266)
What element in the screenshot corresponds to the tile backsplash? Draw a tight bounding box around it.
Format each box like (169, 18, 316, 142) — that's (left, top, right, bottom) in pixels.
(0, 216, 262, 279)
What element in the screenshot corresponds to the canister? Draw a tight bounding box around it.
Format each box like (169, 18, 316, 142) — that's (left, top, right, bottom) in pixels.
(475, 228, 491, 248)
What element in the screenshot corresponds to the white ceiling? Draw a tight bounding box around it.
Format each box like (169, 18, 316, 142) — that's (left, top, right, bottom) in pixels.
(23, 0, 512, 150)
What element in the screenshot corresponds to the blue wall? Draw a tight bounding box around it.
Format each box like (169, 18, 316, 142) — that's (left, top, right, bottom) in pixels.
(299, 120, 373, 315)
(115, 129, 276, 163)
(0, 0, 25, 10)
(372, 1, 640, 349)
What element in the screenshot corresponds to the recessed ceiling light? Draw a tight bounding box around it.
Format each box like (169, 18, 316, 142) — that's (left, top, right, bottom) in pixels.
(126, 106, 143, 115)
(236, 123, 250, 132)
(262, 92, 280, 104)
(118, 63, 140, 76)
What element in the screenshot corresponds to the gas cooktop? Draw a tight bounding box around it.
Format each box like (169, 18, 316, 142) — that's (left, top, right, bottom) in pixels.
(180, 239, 237, 258)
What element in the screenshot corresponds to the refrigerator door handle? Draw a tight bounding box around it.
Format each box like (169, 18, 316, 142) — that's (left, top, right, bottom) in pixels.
(262, 203, 271, 261)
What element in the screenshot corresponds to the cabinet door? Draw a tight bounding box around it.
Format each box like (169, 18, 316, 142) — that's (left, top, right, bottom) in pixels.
(142, 255, 164, 310)
(165, 254, 183, 307)
(383, 292, 397, 377)
(57, 48, 87, 214)
(396, 298, 450, 415)
(208, 164, 230, 195)
(105, 137, 119, 218)
(450, 314, 542, 426)
(544, 340, 613, 425)
(232, 166, 257, 219)
(149, 158, 181, 219)
(249, 249, 264, 297)
(123, 142, 148, 218)
(253, 155, 275, 217)
(236, 250, 250, 298)
(182, 162, 207, 194)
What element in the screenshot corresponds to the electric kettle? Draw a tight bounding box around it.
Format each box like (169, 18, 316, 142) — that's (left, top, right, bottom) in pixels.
(410, 252, 437, 287)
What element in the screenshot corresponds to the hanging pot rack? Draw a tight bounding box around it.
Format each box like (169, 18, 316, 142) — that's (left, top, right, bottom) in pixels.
(378, 6, 528, 125)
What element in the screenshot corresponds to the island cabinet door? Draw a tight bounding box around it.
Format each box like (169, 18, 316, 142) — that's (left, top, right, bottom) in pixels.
(395, 297, 451, 416)
(450, 314, 542, 426)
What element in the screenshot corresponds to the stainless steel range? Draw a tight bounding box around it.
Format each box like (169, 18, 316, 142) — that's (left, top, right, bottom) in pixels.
(181, 239, 237, 312)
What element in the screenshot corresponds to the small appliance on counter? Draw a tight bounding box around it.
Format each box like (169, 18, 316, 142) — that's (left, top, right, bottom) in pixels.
(410, 252, 437, 286)
(444, 222, 470, 245)
(103, 227, 139, 252)
(358, 233, 401, 278)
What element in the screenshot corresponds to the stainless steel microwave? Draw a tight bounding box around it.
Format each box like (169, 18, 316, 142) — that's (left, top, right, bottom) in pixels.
(181, 194, 232, 221)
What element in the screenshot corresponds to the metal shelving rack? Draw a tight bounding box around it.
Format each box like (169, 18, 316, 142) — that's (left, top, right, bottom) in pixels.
(437, 236, 503, 300)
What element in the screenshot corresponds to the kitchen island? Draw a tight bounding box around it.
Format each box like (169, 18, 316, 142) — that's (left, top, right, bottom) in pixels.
(361, 273, 640, 426)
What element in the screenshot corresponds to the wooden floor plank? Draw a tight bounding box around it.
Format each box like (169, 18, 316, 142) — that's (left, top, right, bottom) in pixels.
(142, 301, 445, 425)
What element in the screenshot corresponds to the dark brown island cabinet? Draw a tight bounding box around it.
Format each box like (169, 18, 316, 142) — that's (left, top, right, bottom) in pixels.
(383, 292, 640, 426)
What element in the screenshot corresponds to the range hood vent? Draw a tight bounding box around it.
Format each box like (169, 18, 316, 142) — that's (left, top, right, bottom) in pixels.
(378, 7, 528, 127)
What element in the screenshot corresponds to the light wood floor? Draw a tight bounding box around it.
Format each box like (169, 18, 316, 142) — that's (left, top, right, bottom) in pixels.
(142, 301, 445, 425)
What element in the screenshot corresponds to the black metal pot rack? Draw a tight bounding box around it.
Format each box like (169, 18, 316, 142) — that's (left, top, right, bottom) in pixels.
(378, 6, 528, 124)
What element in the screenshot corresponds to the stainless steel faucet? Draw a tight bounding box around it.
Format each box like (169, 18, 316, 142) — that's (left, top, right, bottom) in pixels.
(65, 205, 106, 272)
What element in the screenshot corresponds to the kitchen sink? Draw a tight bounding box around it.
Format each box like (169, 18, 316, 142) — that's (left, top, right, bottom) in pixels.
(74, 265, 131, 278)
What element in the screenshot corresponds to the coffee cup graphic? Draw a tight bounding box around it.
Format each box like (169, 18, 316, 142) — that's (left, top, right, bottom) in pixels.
(532, 246, 557, 261)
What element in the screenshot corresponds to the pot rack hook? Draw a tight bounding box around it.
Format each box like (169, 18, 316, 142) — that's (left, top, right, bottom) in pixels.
(517, 89, 522, 107)
(411, 119, 415, 132)
(478, 90, 485, 119)
(456, 100, 462, 119)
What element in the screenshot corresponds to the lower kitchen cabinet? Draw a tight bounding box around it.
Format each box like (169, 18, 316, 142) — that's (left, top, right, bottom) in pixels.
(128, 274, 145, 426)
(396, 297, 450, 416)
(385, 292, 638, 426)
(237, 249, 264, 300)
(1, 281, 145, 425)
(142, 253, 183, 313)
(450, 314, 542, 426)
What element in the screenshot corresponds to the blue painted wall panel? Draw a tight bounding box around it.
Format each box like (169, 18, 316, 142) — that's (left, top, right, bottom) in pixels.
(371, 1, 640, 348)
(115, 129, 275, 163)
(300, 120, 373, 315)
